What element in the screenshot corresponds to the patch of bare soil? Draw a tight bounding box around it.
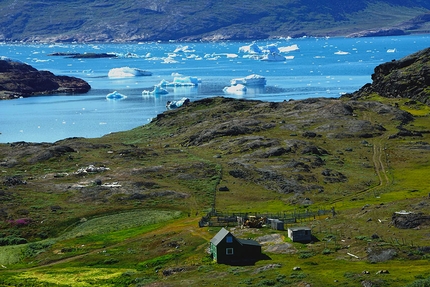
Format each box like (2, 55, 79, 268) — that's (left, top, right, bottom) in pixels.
(256, 233, 296, 254)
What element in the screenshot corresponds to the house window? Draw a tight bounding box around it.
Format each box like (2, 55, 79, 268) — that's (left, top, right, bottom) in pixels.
(226, 248, 234, 255)
(226, 236, 233, 243)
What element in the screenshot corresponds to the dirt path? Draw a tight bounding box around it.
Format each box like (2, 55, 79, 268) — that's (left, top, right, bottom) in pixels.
(372, 142, 390, 187)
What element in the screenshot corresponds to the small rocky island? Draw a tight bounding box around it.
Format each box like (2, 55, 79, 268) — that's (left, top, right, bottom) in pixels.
(0, 57, 91, 100)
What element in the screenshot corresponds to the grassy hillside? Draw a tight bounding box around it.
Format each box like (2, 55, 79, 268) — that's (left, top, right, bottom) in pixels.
(0, 0, 429, 42)
(0, 92, 430, 286)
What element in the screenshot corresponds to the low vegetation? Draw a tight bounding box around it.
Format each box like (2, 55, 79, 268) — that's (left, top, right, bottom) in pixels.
(1, 48, 430, 287)
(0, 89, 429, 286)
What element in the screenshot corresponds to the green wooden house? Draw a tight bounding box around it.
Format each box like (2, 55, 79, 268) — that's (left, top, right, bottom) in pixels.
(210, 228, 262, 265)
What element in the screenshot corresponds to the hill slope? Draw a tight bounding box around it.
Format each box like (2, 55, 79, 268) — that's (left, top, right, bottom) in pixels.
(0, 48, 430, 285)
(0, 0, 430, 42)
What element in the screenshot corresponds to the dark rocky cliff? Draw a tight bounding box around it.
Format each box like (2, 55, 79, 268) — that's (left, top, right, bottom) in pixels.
(343, 47, 430, 105)
(0, 0, 429, 42)
(0, 58, 91, 99)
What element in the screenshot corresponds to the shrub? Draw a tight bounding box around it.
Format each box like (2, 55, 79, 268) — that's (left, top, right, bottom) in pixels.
(404, 276, 430, 287)
(0, 235, 27, 246)
(23, 240, 54, 257)
(298, 251, 315, 259)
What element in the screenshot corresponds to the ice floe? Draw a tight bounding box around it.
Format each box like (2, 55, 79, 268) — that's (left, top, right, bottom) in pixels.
(106, 91, 127, 99)
(261, 53, 286, 61)
(159, 76, 200, 87)
(334, 50, 350, 55)
(230, 74, 266, 86)
(166, 97, 190, 109)
(223, 84, 247, 95)
(142, 85, 169, 96)
(108, 67, 152, 78)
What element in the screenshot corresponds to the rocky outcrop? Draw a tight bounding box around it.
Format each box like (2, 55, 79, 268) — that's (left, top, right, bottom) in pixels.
(0, 1, 429, 42)
(343, 47, 430, 106)
(0, 58, 91, 99)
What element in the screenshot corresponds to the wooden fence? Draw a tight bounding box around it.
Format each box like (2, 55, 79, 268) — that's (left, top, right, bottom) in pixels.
(198, 208, 335, 228)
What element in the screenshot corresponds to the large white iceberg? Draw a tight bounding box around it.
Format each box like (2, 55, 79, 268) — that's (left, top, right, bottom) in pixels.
(108, 67, 152, 78)
(238, 42, 262, 54)
(223, 84, 247, 95)
(230, 74, 266, 86)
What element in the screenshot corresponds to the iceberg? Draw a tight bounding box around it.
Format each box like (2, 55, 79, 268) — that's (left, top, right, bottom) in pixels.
(106, 91, 127, 99)
(260, 53, 286, 62)
(261, 44, 280, 54)
(278, 44, 299, 53)
(108, 67, 152, 78)
(142, 85, 169, 96)
(334, 50, 350, 55)
(238, 42, 262, 54)
(173, 45, 195, 53)
(166, 97, 190, 110)
(230, 74, 266, 86)
(223, 84, 247, 95)
(159, 76, 200, 87)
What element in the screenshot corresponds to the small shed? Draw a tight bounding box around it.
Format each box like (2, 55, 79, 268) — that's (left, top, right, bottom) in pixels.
(210, 228, 262, 265)
(288, 227, 312, 243)
(269, 219, 284, 230)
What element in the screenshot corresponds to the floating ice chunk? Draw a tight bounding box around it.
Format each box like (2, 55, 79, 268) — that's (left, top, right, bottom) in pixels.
(108, 67, 152, 78)
(166, 97, 190, 110)
(159, 76, 200, 87)
(261, 44, 280, 54)
(162, 57, 179, 64)
(238, 42, 262, 54)
(174, 45, 195, 53)
(278, 44, 299, 53)
(142, 85, 169, 96)
(334, 50, 350, 55)
(261, 53, 286, 61)
(230, 74, 266, 86)
(223, 84, 247, 95)
(106, 91, 127, 99)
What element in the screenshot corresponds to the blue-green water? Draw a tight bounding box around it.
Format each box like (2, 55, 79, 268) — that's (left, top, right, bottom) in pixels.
(0, 35, 429, 143)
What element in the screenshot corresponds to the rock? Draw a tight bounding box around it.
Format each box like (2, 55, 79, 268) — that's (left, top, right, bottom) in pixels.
(0, 58, 91, 99)
(343, 47, 430, 106)
(391, 212, 430, 229)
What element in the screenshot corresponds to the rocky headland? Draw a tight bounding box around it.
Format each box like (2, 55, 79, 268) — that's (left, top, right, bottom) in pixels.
(342, 47, 430, 105)
(0, 58, 91, 99)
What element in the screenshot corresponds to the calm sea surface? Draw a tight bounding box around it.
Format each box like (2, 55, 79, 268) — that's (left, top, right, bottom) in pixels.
(0, 35, 429, 143)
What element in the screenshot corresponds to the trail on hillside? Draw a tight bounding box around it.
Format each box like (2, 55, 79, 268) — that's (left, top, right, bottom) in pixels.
(332, 112, 391, 204)
(372, 142, 390, 187)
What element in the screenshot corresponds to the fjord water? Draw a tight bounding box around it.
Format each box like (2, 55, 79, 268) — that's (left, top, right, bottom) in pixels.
(0, 35, 429, 143)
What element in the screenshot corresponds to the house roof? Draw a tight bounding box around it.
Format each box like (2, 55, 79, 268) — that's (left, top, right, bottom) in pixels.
(210, 227, 230, 245)
(238, 238, 261, 247)
(210, 228, 261, 247)
(288, 227, 311, 231)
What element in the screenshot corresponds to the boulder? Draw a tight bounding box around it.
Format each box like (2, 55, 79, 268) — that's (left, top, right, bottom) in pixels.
(0, 58, 91, 99)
